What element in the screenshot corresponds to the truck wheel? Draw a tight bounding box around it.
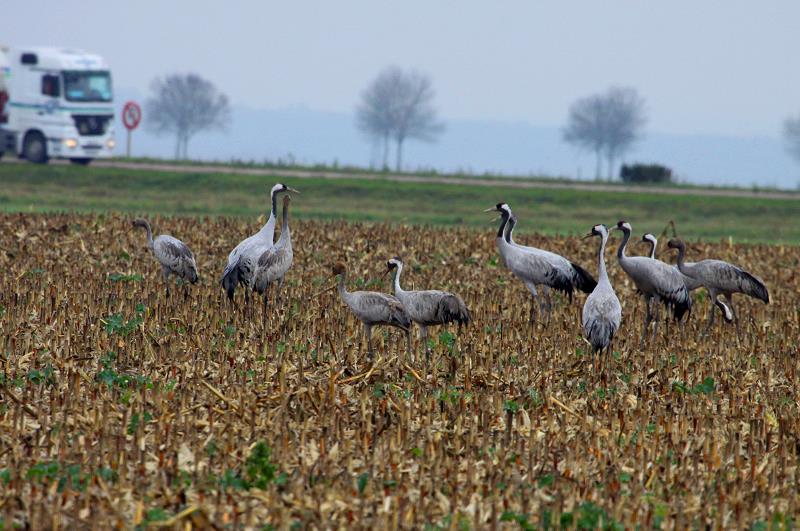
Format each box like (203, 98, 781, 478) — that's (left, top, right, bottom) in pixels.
(23, 132, 49, 164)
(69, 158, 92, 166)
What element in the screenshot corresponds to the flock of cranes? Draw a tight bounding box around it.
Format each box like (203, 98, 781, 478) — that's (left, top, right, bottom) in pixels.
(131, 184, 771, 366)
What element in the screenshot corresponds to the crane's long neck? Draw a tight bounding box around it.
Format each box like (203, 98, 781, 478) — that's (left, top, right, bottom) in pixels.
(257, 191, 279, 240)
(393, 263, 404, 294)
(139, 222, 154, 249)
(497, 212, 509, 239)
(337, 273, 348, 297)
(506, 217, 516, 244)
(278, 200, 290, 243)
(647, 239, 656, 259)
(616, 228, 630, 261)
(597, 233, 609, 284)
(674, 244, 687, 273)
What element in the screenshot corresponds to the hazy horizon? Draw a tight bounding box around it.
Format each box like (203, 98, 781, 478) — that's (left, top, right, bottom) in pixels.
(3, 1, 800, 186)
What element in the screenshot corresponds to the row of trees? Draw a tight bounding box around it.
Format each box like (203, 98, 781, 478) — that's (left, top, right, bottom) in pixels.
(143, 70, 800, 178)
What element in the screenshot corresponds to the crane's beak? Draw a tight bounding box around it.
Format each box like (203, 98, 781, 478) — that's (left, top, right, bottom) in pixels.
(312, 283, 336, 297)
(482, 207, 497, 213)
(582, 233, 594, 240)
(287, 187, 301, 194)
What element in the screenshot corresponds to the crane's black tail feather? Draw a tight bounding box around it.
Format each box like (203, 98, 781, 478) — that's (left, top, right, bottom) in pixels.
(571, 262, 598, 294)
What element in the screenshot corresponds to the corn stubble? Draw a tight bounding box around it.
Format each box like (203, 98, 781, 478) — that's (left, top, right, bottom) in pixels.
(0, 212, 798, 529)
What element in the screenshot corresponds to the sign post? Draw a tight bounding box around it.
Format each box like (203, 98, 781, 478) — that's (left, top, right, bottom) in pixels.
(122, 101, 142, 158)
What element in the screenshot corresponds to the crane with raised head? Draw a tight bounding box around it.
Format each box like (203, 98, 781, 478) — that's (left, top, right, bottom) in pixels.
(582, 224, 621, 370)
(330, 262, 412, 361)
(132, 218, 198, 297)
(221, 183, 299, 303)
(614, 221, 690, 341)
(487, 203, 596, 325)
(253, 194, 294, 315)
(385, 257, 470, 360)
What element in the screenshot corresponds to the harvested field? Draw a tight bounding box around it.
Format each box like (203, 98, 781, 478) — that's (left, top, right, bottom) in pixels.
(1, 212, 799, 529)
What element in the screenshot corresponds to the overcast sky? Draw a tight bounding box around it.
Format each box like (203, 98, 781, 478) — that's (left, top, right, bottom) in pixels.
(3, 0, 799, 139)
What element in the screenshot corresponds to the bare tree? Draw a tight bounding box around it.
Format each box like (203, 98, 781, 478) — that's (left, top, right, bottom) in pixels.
(145, 73, 231, 160)
(783, 114, 800, 166)
(356, 67, 444, 171)
(564, 87, 646, 179)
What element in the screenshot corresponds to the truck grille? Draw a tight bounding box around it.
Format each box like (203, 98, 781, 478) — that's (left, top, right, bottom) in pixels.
(72, 114, 113, 136)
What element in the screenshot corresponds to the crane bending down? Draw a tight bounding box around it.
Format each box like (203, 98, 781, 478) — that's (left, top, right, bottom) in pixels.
(613, 221, 690, 341)
(582, 224, 621, 370)
(252, 195, 294, 314)
(487, 203, 596, 325)
(221, 183, 299, 302)
(667, 238, 769, 332)
(386, 257, 470, 361)
(331, 262, 412, 360)
(132, 218, 198, 297)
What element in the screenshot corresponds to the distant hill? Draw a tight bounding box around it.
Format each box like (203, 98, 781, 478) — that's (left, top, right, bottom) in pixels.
(114, 90, 799, 190)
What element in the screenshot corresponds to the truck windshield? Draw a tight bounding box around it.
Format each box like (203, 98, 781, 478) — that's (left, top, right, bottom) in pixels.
(62, 71, 112, 103)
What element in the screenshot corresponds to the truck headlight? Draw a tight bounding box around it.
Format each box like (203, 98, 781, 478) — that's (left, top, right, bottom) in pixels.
(64, 138, 78, 149)
(107, 138, 116, 150)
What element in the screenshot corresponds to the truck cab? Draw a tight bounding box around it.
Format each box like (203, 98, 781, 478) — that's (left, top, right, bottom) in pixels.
(0, 46, 115, 164)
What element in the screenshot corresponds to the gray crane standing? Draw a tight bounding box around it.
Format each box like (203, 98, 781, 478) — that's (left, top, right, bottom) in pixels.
(642, 233, 703, 292)
(385, 257, 470, 361)
(330, 262, 412, 361)
(614, 221, 690, 342)
(582, 224, 622, 370)
(667, 238, 769, 332)
(132, 218, 198, 297)
(487, 203, 596, 325)
(221, 183, 299, 302)
(253, 195, 295, 316)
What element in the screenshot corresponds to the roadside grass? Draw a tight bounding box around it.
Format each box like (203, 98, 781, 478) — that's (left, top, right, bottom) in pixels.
(1, 163, 798, 243)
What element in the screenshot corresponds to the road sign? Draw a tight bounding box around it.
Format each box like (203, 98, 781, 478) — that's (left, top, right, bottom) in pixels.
(122, 101, 141, 131)
(122, 101, 141, 157)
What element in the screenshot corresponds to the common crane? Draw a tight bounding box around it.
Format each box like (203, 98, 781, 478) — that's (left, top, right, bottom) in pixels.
(642, 233, 703, 292)
(221, 183, 299, 302)
(667, 238, 769, 332)
(253, 195, 294, 314)
(132, 218, 198, 297)
(331, 262, 412, 360)
(582, 224, 621, 370)
(613, 221, 690, 341)
(385, 257, 470, 361)
(487, 203, 596, 325)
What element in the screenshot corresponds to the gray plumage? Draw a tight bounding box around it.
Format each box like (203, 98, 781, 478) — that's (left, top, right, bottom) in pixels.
(331, 263, 411, 360)
(582, 224, 621, 368)
(386, 257, 470, 360)
(252, 195, 294, 307)
(614, 222, 691, 342)
(668, 238, 769, 331)
(220, 183, 299, 302)
(489, 203, 596, 325)
(642, 233, 703, 291)
(132, 218, 198, 297)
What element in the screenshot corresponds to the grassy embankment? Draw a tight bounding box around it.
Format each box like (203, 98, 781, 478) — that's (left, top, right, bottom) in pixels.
(0, 162, 797, 243)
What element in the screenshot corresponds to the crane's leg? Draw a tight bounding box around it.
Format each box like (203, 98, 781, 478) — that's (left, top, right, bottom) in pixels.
(725, 293, 740, 335)
(262, 287, 270, 321)
(364, 324, 374, 361)
(640, 295, 653, 345)
(652, 297, 661, 341)
(161, 267, 171, 298)
(524, 281, 540, 326)
(703, 289, 717, 335)
(420, 325, 430, 364)
(541, 286, 553, 327)
(405, 328, 413, 364)
(275, 276, 286, 308)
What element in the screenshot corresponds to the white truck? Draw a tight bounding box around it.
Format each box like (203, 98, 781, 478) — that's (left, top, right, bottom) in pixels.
(0, 45, 115, 165)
